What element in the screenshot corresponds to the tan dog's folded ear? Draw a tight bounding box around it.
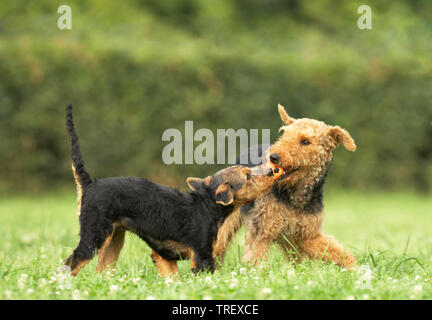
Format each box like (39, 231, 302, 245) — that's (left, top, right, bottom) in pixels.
(329, 126, 356, 151)
(278, 104, 296, 125)
(186, 177, 205, 191)
(215, 184, 234, 206)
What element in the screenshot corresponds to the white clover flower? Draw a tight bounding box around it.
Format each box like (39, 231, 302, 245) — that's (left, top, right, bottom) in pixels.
(362, 294, 370, 300)
(26, 288, 34, 294)
(18, 274, 28, 290)
(229, 278, 238, 288)
(413, 285, 422, 294)
(261, 288, 272, 295)
(287, 270, 295, 278)
(4, 290, 12, 299)
(205, 276, 212, 283)
(203, 296, 212, 300)
(132, 278, 140, 285)
(119, 277, 125, 283)
(165, 278, 174, 285)
(355, 265, 373, 289)
(340, 268, 347, 272)
(110, 285, 119, 293)
(414, 275, 421, 281)
(345, 296, 355, 300)
(83, 290, 89, 296)
(146, 296, 156, 300)
(293, 285, 299, 290)
(231, 271, 237, 277)
(307, 281, 314, 287)
(53, 270, 72, 290)
(72, 289, 80, 300)
(239, 267, 247, 274)
(39, 278, 47, 287)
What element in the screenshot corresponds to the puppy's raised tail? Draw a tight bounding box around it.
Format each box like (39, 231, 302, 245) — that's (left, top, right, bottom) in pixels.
(66, 104, 92, 187)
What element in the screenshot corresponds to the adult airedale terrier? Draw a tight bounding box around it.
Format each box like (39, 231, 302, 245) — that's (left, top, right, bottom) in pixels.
(63, 104, 274, 276)
(213, 105, 357, 269)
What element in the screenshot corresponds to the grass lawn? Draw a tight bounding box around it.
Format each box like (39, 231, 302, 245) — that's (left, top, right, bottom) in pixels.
(0, 190, 431, 300)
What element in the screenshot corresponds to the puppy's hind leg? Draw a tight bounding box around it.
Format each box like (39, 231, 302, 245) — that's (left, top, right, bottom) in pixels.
(151, 250, 178, 277)
(96, 224, 126, 273)
(64, 212, 113, 276)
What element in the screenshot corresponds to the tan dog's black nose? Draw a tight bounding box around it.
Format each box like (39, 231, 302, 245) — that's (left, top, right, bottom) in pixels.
(269, 153, 280, 164)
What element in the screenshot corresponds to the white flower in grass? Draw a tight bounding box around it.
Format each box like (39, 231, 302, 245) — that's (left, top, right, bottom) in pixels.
(307, 281, 314, 287)
(39, 278, 47, 287)
(26, 288, 34, 294)
(231, 271, 237, 277)
(362, 294, 370, 300)
(239, 267, 247, 274)
(413, 285, 422, 294)
(205, 276, 212, 283)
(229, 278, 238, 288)
(165, 278, 174, 285)
(83, 290, 89, 296)
(72, 290, 80, 300)
(132, 278, 141, 285)
(414, 275, 421, 281)
(287, 270, 295, 278)
(203, 296, 212, 300)
(293, 285, 299, 290)
(54, 269, 72, 290)
(340, 268, 347, 272)
(110, 285, 119, 293)
(261, 288, 272, 295)
(355, 265, 373, 289)
(345, 296, 355, 300)
(18, 274, 28, 289)
(4, 290, 12, 299)
(146, 296, 156, 300)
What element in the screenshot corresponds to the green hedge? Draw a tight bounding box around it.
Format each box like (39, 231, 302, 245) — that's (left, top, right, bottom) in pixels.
(0, 0, 431, 192)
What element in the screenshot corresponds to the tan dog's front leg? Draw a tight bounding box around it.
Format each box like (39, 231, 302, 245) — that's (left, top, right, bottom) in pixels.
(243, 234, 273, 266)
(300, 233, 357, 269)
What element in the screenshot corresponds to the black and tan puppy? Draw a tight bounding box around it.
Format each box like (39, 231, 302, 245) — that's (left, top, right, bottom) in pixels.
(63, 104, 273, 276)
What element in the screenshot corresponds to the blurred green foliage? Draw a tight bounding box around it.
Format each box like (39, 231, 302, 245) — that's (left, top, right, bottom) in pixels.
(0, 0, 431, 192)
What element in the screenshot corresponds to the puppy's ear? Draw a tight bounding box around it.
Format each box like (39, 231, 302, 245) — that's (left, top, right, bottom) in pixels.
(186, 177, 205, 191)
(278, 104, 295, 125)
(215, 184, 234, 206)
(329, 126, 356, 151)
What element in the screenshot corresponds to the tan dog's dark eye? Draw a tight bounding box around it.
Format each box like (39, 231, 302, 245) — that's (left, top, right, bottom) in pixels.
(246, 172, 251, 180)
(300, 139, 310, 146)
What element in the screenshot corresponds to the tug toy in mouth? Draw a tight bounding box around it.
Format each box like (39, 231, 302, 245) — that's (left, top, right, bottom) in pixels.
(269, 162, 284, 179)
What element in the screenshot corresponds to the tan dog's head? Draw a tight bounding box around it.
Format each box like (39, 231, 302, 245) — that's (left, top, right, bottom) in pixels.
(187, 165, 274, 206)
(267, 104, 356, 187)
